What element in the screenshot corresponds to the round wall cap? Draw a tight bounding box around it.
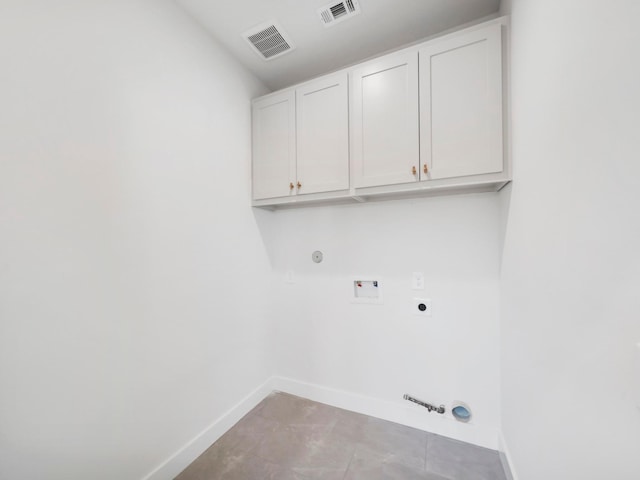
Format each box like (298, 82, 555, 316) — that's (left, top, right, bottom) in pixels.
(451, 401, 472, 423)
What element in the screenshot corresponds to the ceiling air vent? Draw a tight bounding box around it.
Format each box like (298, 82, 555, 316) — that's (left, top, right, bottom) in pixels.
(242, 21, 295, 61)
(318, 0, 361, 28)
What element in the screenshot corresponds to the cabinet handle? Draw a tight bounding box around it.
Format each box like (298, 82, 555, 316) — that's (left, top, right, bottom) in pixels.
(412, 166, 417, 175)
(297, 181, 302, 189)
(289, 182, 294, 190)
(423, 164, 429, 174)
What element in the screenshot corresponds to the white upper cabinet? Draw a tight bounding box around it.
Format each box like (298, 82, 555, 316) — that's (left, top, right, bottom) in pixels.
(351, 51, 419, 188)
(251, 18, 509, 207)
(296, 72, 349, 195)
(252, 91, 296, 200)
(419, 23, 503, 181)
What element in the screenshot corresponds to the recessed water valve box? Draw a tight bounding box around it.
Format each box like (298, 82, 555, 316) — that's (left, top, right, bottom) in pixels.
(413, 298, 432, 316)
(352, 278, 383, 304)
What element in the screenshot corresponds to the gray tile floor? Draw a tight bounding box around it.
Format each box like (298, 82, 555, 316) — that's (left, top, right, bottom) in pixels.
(175, 392, 507, 480)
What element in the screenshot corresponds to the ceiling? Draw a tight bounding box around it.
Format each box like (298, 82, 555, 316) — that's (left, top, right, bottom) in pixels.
(175, 0, 501, 91)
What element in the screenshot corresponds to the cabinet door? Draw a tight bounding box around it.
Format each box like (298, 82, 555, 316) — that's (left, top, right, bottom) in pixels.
(351, 51, 419, 188)
(252, 91, 296, 200)
(296, 72, 349, 195)
(420, 23, 503, 181)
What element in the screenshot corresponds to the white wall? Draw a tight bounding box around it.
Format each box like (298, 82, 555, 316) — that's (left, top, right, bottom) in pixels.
(10, 1, 639, 478)
(262, 193, 503, 447)
(0, 2, 271, 479)
(500, 0, 640, 479)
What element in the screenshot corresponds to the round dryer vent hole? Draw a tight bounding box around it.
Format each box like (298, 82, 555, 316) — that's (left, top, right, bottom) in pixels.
(451, 402, 472, 423)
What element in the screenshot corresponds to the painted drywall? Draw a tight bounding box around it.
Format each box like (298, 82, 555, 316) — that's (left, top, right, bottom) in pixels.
(0, 1, 271, 479)
(499, 0, 640, 479)
(260, 193, 502, 447)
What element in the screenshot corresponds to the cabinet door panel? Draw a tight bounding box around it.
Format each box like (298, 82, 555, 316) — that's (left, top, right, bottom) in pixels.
(252, 92, 296, 200)
(420, 24, 503, 180)
(352, 52, 419, 188)
(296, 73, 349, 195)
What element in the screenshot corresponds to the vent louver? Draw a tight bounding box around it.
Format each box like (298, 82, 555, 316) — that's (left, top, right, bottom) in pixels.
(242, 21, 295, 61)
(318, 0, 361, 27)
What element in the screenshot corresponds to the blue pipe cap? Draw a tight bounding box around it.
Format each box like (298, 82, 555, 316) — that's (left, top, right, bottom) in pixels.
(452, 405, 471, 422)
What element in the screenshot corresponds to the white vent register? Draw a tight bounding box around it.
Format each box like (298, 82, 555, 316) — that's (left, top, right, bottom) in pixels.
(243, 21, 295, 60)
(318, 0, 361, 27)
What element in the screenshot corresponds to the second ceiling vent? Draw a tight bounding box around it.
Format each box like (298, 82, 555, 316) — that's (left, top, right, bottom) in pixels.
(318, 0, 362, 28)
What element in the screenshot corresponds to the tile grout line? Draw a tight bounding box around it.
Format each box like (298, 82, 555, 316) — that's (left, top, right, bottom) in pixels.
(341, 445, 357, 480)
(424, 433, 429, 473)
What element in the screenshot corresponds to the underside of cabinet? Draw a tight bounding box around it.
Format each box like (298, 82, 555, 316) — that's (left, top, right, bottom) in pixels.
(252, 178, 510, 209)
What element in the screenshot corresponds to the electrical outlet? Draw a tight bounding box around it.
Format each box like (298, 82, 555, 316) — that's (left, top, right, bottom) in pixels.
(412, 272, 425, 290)
(413, 298, 432, 317)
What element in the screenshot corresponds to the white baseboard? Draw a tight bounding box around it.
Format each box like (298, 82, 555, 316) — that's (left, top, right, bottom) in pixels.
(498, 431, 518, 480)
(141, 378, 274, 480)
(271, 376, 499, 450)
(141, 376, 502, 480)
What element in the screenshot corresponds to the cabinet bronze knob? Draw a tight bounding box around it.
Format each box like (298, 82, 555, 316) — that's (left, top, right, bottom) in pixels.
(297, 181, 302, 189)
(289, 182, 294, 190)
(423, 164, 428, 174)
(412, 166, 417, 175)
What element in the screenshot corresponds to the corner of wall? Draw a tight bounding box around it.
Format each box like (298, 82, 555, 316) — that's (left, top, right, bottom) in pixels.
(499, 0, 512, 16)
(498, 431, 518, 480)
(141, 377, 275, 480)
